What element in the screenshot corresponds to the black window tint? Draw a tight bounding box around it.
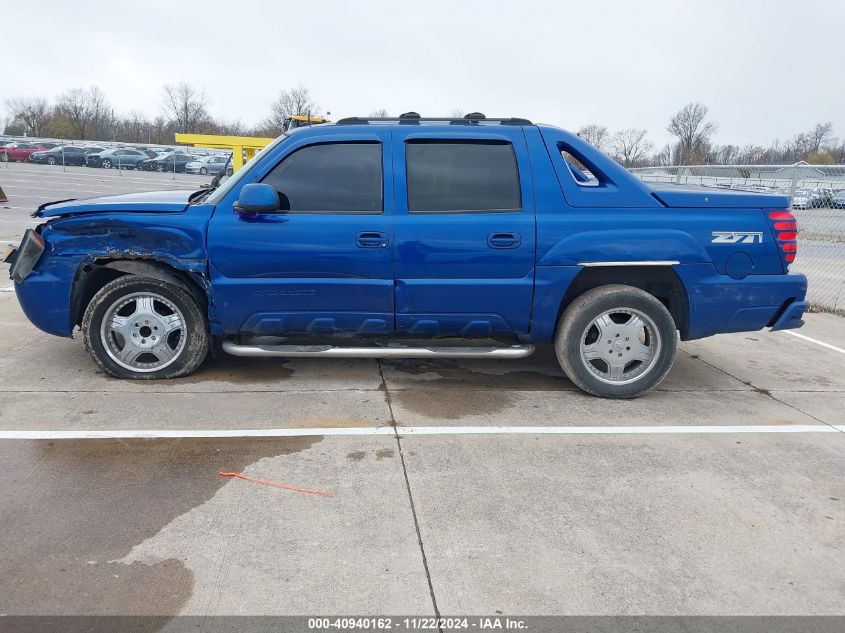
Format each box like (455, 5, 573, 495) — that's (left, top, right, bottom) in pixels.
(406, 141, 521, 212)
(262, 142, 382, 213)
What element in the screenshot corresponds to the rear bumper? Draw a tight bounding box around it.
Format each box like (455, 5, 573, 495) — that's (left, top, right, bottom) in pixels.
(770, 300, 809, 331)
(675, 264, 808, 340)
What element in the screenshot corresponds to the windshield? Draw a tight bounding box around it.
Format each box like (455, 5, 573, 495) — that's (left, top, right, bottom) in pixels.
(206, 134, 287, 205)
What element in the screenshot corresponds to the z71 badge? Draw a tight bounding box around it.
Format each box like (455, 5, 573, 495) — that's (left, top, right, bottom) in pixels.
(711, 231, 763, 244)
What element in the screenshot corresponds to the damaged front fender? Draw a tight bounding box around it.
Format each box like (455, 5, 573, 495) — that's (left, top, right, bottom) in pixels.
(14, 205, 222, 337)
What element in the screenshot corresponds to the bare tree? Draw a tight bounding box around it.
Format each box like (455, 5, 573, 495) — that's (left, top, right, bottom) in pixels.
(86, 86, 113, 139)
(6, 97, 53, 136)
(162, 82, 211, 134)
(807, 122, 834, 154)
(609, 128, 654, 167)
(368, 108, 389, 118)
(711, 143, 741, 165)
(264, 85, 318, 133)
(653, 144, 673, 167)
(149, 115, 171, 145)
(123, 110, 148, 143)
(54, 86, 113, 140)
(667, 102, 717, 165)
(577, 124, 609, 150)
(56, 88, 90, 139)
(215, 119, 247, 136)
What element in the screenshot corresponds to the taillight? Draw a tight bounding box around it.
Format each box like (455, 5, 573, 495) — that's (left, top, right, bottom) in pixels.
(768, 210, 797, 268)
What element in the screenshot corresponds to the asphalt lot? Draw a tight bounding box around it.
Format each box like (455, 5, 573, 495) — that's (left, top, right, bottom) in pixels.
(0, 162, 843, 619)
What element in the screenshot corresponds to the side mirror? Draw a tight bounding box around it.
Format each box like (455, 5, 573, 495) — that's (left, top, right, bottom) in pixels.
(234, 183, 280, 214)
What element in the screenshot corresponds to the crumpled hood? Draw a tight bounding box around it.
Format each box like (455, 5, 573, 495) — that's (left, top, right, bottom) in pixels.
(33, 189, 197, 218)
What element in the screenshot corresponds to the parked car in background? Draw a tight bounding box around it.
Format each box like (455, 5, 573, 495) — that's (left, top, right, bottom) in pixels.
(86, 148, 149, 169)
(29, 146, 88, 166)
(185, 154, 230, 175)
(136, 152, 172, 170)
(138, 152, 196, 173)
(0, 142, 45, 162)
(83, 147, 106, 156)
(830, 191, 845, 209)
(34, 142, 59, 150)
(791, 189, 818, 209)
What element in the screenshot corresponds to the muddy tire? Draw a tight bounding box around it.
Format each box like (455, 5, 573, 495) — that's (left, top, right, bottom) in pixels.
(82, 276, 209, 379)
(555, 284, 677, 399)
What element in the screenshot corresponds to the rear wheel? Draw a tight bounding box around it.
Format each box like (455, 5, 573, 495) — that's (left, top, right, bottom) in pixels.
(555, 285, 677, 398)
(82, 276, 209, 379)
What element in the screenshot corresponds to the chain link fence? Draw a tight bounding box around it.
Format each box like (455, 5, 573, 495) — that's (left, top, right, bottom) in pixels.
(632, 163, 845, 315)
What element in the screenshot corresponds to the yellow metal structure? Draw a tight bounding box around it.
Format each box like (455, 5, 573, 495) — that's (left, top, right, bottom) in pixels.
(285, 115, 330, 130)
(174, 133, 274, 172)
(176, 116, 330, 172)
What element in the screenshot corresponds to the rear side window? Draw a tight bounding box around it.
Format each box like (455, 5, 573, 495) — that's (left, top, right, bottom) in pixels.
(562, 151, 600, 186)
(262, 142, 383, 213)
(406, 140, 521, 213)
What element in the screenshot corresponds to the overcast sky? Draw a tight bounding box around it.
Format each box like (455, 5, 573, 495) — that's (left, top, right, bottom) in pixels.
(3, 0, 843, 147)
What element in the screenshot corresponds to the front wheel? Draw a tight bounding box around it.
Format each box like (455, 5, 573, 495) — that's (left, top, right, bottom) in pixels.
(101, 159, 112, 169)
(82, 276, 209, 379)
(155, 163, 166, 172)
(555, 285, 677, 398)
(46, 156, 57, 165)
(199, 167, 208, 175)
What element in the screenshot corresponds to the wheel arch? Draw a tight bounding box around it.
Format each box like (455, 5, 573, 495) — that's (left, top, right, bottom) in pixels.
(71, 258, 209, 329)
(554, 266, 689, 340)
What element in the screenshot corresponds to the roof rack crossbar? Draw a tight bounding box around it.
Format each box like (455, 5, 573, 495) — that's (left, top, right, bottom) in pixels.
(336, 116, 532, 126)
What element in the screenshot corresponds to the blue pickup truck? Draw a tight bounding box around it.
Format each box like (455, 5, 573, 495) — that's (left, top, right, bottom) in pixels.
(5, 114, 808, 398)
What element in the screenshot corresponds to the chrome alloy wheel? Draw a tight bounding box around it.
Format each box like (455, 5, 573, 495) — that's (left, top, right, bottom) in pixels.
(579, 308, 662, 385)
(100, 292, 186, 372)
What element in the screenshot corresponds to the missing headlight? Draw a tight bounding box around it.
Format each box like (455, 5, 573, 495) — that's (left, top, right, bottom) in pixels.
(9, 229, 45, 283)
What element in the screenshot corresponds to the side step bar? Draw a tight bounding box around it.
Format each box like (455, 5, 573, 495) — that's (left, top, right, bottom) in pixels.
(221, 340, 535, 359)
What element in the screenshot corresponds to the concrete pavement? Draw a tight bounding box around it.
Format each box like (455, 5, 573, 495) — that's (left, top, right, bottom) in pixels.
(0, 288, 843, 616)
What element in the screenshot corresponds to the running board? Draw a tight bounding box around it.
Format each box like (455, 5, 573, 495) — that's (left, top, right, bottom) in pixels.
(221, 340, 535, 359)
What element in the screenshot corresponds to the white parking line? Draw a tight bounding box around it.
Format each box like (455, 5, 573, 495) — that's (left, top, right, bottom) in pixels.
(0, 424, 840, 440)
(0, 285, 14, 293)
(782, 330, 845, 355)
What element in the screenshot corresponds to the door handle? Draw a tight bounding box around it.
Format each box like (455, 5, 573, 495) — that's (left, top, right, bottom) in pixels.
(356, 231, 389, 248)
(487, 233, 521, 249)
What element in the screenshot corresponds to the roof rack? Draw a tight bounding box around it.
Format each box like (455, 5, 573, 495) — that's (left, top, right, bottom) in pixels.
(336, 112, 532, 126)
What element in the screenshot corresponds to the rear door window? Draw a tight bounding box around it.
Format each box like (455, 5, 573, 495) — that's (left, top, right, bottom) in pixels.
(406, 140, 521, 212)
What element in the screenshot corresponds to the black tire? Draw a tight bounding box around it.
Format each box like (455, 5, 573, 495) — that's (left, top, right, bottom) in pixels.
(156, 163, 165, 172)
(46, 156, 57, 165)
(82, 276, 209, 380)
(0, 153, 8, 162)
(101, 159, 112, 169)
(555, 285, 677, 398)
(199, 167, 208, 175)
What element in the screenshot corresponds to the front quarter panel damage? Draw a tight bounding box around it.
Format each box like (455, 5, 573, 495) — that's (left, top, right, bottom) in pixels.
(15, 207, 220, 338)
